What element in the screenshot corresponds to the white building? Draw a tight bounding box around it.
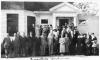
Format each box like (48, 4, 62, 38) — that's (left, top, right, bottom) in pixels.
(1, 2, 99, 43)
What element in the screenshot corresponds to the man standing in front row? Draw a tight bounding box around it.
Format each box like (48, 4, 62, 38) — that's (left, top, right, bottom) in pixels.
(3, 33, 12, 58)
(27, 32, 35, 56)
(20, 32, 28, 56)
(13, 33, 20, 57)
(17, 32, 22, 56)
(35, 32, 41, 56)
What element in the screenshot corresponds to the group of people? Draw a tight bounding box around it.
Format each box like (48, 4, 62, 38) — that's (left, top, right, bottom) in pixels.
(1, 23, 99, 58)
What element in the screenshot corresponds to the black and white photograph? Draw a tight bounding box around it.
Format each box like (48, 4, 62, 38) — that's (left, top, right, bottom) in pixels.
(0, 0, 99, 59)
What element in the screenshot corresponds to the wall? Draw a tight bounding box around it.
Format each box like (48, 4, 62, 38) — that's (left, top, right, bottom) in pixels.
(77, 14, 99, 43)
(37, 13, 52, 26)
(24, 10, 36, 36)
(1, 10, 36, 42)
(1, 10, 25, 42)
(1, 10, 99, 44)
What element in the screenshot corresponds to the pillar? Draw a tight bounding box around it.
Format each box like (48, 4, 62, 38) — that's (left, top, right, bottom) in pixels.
(52, 15, 56, 29)
(74, 16, 77, 26)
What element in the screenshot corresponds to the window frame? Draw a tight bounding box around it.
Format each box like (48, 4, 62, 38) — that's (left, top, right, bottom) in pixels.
(7, 14, 18, 36)
(41, 19, 48, 24)
(78, 19, 87, 26)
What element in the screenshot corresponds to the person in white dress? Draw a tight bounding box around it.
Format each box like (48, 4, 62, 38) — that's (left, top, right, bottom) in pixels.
(41, 32, 47, 56)
(59, 34, 66, 55)
(48, 30, 55, 55)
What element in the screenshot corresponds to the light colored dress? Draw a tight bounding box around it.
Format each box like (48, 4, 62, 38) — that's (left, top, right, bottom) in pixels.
(59, 38, 66, 53)
(36, 27, 40, 37)
(41, 35, 47, 55)
(48, 33, 54, 54)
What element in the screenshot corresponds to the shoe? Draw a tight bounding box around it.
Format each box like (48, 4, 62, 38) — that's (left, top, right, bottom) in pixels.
(5, 55, 8, 58)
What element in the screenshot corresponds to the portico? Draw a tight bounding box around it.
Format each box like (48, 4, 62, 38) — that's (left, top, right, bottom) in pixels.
(52, 12, 77, 29)
(34, 2, 80, 29)
(49, 2, 80, 29)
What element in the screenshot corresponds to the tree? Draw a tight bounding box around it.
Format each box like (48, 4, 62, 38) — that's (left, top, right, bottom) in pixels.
(73, 2, 99, 15)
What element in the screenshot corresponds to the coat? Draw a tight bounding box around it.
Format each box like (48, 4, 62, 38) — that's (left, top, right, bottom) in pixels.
(65, 37, 69, 53)
(13, 37, 20, 47)
(77, 36, 83, 54)
(35, 37, 41, 49)
(3, 37, 12, 49)
(27, 36, 35, 48)
(20, 36, 27, 48)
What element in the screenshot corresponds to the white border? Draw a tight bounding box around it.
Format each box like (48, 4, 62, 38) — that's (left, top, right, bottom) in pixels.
(0, 0, 100, 60)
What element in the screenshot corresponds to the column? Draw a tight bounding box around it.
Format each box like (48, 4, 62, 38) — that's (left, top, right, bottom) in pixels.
(74, 16, 77, 26)
(52, 15, 56, 29)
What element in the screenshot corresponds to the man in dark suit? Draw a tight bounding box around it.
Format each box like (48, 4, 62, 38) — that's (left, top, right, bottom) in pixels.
(3, 33, 12, 58)
(72, 26, 79, 55)
(32, 24, 35, 37)
(17, 32, 22, 56)
(28, 24, 35, 37)
(64, 23, 68, 29)
(35, 34, 41, 56)
(27, 32, 35, 56)
(77, 34, 83, 55)
(20, 32, 27, 56)
(13, 33, 20, 57)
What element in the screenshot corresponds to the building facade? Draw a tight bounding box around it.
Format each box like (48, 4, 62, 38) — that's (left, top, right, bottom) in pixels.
(1, 2, 99, 43)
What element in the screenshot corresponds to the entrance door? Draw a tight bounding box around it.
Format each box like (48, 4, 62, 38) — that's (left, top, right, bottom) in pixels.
(27, 16, 35, 35)
(59, 18, 69, 29)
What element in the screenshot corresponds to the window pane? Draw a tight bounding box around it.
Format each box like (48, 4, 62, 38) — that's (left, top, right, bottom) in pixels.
(79, 20, 86, 25)
(41, 19, 48, 24)
(7, 14, 18, 36)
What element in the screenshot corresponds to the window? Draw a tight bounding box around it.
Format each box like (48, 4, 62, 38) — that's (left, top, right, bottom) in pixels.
(41, 19, 48, 24)
(79, 19, 87, 25)
(7, 14, 18, 36)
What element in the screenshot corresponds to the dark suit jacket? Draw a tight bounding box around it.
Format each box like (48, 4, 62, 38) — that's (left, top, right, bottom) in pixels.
(35, 37, 41, 50)
(27, 36, 35, 48)
(13, 37, 20, 47)
(3, 37, 12, 49)
(20, 36, 27, 47)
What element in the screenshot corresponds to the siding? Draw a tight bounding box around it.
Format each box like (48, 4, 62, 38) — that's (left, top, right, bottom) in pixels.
(77, 14, 99, 43)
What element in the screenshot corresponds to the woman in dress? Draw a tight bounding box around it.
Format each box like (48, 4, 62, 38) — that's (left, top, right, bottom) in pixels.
(59, 34, 66, 55)
(41, 32, 47, 56)
(35, 25, 40, 37)
(48, 30, 55, 55)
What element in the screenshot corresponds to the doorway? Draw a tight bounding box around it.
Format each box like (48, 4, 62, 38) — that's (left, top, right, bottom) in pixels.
(27, 16, 35, 35)
(59, 18, 69, 29)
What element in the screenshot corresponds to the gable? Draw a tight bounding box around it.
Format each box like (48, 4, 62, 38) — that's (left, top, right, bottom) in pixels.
(54, 4, 76, 12)
(49, 3, 80, 12)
